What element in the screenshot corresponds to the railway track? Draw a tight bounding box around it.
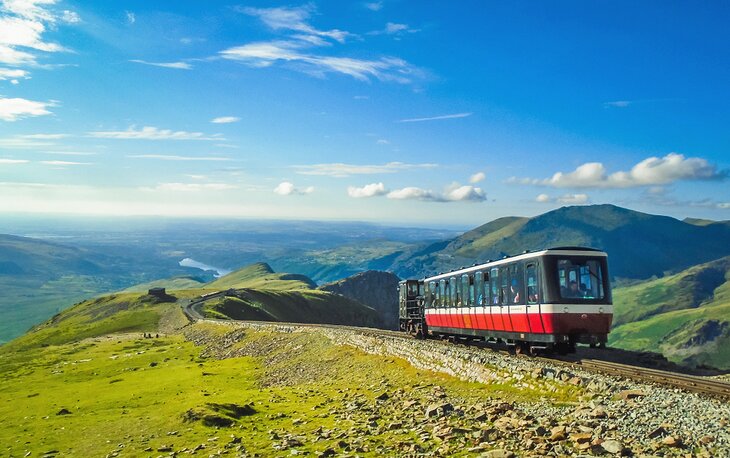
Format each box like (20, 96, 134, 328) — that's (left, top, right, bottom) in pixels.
(180, 293, 730, 400)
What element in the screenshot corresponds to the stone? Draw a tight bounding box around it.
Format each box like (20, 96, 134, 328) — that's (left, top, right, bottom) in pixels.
(661, 436, 682, 448)
(549, 426, 566, 441)
(600, 439, 623, 455)
(425, 403, 453, 418)
(479, 449, 515, 458)
(56, 408, 72, 416)
(699, 435, 714, 445)
(375, 392, 389, 401)
(617, 389, 647, 401)
(156, 445, 172, 452)
(571, 432, 593, 444)
(647, 426, 666, 439)
(590, 406, 607, 418)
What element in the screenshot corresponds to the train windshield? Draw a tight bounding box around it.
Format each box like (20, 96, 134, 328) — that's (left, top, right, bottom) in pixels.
(555, 258, 605, 300)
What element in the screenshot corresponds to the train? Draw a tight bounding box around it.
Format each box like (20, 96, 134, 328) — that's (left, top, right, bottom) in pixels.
(398, 247, 612, 354)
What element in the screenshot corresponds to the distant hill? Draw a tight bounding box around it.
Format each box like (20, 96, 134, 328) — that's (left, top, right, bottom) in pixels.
(610, 256, 730, 369)
(387, 205, 730, 281)
(122, 276, 206, 293)
(319, 271, 401, 329)
(198, 263, 382, 328)
(206, 262, 316, 291)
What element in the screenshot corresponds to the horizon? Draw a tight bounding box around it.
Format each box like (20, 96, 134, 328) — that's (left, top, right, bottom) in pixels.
(1, 1, 729, 225)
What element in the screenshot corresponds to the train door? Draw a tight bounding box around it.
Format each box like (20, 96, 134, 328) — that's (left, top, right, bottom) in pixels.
(451, 276, 463, 328)
(473, 271, 486, 329)
(500, 265, 514, 331)
(509, 263, 530, 333)
(439, 279, 447, 328)
(526, 263, 545, 333)
(490, 267, 504, 331)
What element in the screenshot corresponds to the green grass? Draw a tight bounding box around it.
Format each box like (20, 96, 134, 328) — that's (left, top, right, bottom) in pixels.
(0, 324, 581, 457)
(122, 276, 205, 293)
(610, 256, 730, 368)
(3, 293, 171, 351)
(202, 289, 382, 327)
(206, 262, 316, 291)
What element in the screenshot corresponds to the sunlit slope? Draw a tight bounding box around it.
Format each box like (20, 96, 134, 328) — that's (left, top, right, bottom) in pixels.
(122, 276, 206, 293)
(390, 204, 730, 280)
(4, 292, 183, 351)
(202, 289, 382, 327)
(610, 256, 730, 369)
(206, 262, 316, 291)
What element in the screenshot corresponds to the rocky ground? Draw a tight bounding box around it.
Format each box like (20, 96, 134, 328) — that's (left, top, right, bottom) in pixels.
(183, 320, 730, 457)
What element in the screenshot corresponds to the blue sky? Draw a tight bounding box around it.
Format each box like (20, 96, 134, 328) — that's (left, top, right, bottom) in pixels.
(0, 0, 728, 226)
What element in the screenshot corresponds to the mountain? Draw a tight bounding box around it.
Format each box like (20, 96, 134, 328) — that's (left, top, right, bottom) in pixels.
(610, 256, 730, 369)
(319, 271, 401, 330)
(387, 205, 730, 281)
(196, 263, 382, 328)
(206, 262, 316, 291)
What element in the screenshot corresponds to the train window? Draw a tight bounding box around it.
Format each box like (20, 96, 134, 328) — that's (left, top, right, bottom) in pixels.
(461, 274, 470, 306)
(490, 267, 500, 305)
(429, 281, 437, 307)
(556, 258, 605, 300)
(439, 279, 446, 308)
(451, 277, 459, 306)
(500, 266, 510, 305)
(510, 263, 525, 305)
(475, 271, 484, 305)
(407, 282, 419, 298)
(526, 264, 539, 304)
(468, 274, 475, 306)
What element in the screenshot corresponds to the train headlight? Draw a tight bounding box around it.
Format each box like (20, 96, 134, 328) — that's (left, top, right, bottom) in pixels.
(581, 314, 588, 320)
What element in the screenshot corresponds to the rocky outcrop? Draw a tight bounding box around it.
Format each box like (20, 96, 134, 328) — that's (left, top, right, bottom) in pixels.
(319, 271, 400, 330)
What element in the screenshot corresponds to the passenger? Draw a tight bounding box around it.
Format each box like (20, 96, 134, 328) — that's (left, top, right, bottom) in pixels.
(580, 283, 588, 297)
(566, 280, 580, 297)
(510, 279, 521, 303)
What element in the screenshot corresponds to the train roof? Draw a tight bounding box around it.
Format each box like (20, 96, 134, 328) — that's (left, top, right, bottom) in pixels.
(422, 247, 607, 282)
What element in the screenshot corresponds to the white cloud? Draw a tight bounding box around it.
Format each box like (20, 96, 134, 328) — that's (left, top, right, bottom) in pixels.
(220, 5, 421, 84)
(557, 193, 589, 204)
(146, 182, 237, 192)
(0, 96, 53, 121)
(239, 5, 351, 44)
(220, 41, 418, 83)
(513, 153, 725, 189)
(295, 161, 437, 177)
(61, 10, 79, 23)
(387, 186, 436, 201)
(126, 154, 230, 162)
(397, 112, 472, 123)
(368, 22, 419, 36)
(211, 116, 240, 124)
(274, 181, 314, 196)
(125, 11, 135, 24)
(0, 67, 29, 80)
(535, 193, 590, 204)
(376, 139, 389, 145)
(364, 2, 383, 11)
(348, 182, 387, 198)
(39, 160, 91, 166)
(88, 126, 222, 141)
(604, 100, 632, 108)
(0, 158, 29, 164)
(469, 171, 485, 183)
(387, 183, 486, 203)
(443, 184, 487, 202)
(0, 1, 77, 69)
(129, 59, 192, 70)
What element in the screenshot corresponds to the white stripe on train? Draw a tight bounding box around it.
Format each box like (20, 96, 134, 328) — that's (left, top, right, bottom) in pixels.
(424, 304, 613, 315)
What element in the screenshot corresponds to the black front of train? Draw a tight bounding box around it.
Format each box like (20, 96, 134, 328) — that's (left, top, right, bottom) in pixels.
(398, 279, 426, 338)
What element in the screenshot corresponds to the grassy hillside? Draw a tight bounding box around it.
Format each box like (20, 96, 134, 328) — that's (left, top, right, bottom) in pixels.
(610, 256, 730, 369)
(206, 262, 316, 291)
(389, 204, 730, 280)
(0, 321, 577, 457)
(202, 289, 382, 327)
(4, 292, 183, 352)
(122, 276, 206, 293)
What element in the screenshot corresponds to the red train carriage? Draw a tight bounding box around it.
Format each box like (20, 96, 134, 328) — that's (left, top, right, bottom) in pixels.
(399, 247, 612, 353)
